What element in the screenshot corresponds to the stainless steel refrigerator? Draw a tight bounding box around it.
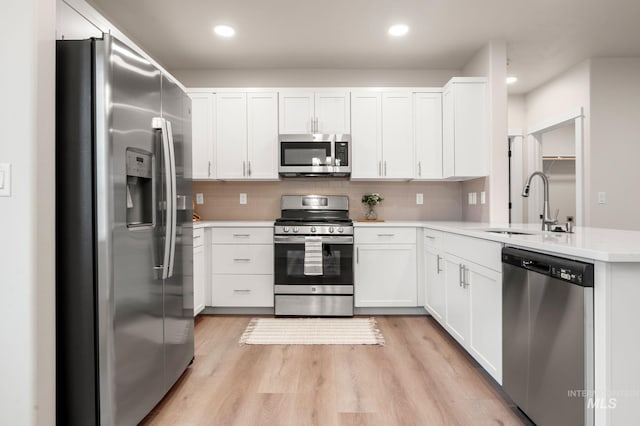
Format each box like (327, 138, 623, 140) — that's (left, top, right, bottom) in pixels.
(56, 34, 194, 425)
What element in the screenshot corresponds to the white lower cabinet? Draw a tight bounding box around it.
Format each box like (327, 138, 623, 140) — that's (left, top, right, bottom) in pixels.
(423, 228, 503, 383)
(354, 228, 417, 307)
(211, 227, 274, 307)
(423, 230, 446, 321)
(193, 228, 206, 316)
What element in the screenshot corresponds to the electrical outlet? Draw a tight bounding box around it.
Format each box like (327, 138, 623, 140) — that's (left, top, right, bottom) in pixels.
(416, 193, 424, 205)
(468, 192, 478, 205)
(598, 192, 606, 204)
(0, 163, 10, 197)
(480, 191, 486, 204)
(240, 193, 247, 205)
(195, 193, 204, 205)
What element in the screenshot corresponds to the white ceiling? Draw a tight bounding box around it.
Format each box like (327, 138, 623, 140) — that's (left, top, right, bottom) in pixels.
(84, 0, 640, 94)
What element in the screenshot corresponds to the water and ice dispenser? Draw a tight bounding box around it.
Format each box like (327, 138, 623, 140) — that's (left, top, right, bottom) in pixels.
(126, 149, 153, 228)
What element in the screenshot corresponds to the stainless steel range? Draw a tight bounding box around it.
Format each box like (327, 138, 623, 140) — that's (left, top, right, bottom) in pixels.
(274, 195, 354, 316)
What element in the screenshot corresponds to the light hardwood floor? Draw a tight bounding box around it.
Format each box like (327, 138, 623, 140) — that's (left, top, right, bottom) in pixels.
(141, 315, 529, 426)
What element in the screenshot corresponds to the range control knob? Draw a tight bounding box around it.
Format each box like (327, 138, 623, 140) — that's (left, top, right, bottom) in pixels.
(283, 226, 290, 233)
(329, 227, 335, 233)
(338, 227, 344, 233)
(311, 226, 317, 233)
(293, 227, 299, 233)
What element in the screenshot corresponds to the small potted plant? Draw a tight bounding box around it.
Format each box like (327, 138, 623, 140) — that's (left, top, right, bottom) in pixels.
(362, 193, 384, 220)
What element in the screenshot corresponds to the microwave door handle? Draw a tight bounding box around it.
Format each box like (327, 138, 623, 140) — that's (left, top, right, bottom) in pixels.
(152, 117, 172, 279)
(166, 120, 177, 278)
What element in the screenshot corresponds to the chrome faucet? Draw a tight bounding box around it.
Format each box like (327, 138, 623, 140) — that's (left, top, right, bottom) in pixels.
(522, 171, 557, 231)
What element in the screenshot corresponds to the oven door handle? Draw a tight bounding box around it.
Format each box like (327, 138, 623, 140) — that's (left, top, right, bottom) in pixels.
(274, 235, 354, 244)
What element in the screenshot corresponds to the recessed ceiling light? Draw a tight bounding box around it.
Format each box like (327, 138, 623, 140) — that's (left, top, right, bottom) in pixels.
(214, 25, 235, 38)
(506, 76, 518, 85)
(388, 24, 409, 37)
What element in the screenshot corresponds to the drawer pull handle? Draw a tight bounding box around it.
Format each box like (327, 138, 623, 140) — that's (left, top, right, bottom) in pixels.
(425, 235, 435, 240)
(233, 289, 251, 293)
(377, 234, 395, 237)
(233, 258, 251, 262)
(194, 235, 202, 239)
(233, 234, 251, 238)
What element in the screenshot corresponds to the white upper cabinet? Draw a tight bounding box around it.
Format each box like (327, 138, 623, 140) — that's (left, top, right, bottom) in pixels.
(414, 92, 443, 179)
(189, 93, 215, 179)
(216, 92, 279, 180)
(216, 93, 248, 179)
(351, 91, 414, 180)
(351, 92, 382, 178)
(382, 92, 413, 179)
(247, 93, 279, 179)
(279, 91, 350, 134)
(442, 78, 487, 179)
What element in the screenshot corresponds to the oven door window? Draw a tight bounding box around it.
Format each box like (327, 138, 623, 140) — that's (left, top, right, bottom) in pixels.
(275, 242, 353, 285)
(280, 142, 332, 166)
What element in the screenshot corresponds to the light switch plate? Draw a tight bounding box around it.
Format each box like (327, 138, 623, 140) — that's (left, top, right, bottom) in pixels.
(416, 193, 423, 205)
(0, 163, 10, 197)
(195, 193, 204, 205)
(239, 193, 247, 205)
(598, 192, 606, 204)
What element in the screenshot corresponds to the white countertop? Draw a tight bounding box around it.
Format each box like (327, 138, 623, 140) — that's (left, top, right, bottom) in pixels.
(356, 220, 640, 263)
(194, 220, 640, 262)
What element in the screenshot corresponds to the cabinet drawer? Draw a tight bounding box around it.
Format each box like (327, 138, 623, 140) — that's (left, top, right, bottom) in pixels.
(211, 227, 273, 244)
(423, 228, 445, 249)
(212, 244, 273, 274)
(194, 228, 205, 248)
(212, 274, 274, 307)
(444, 233, 502, 271)
(355, 227, 416, 244)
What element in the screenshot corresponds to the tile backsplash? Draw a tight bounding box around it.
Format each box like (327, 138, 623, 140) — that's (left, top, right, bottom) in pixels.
(193, 179, 463, 221)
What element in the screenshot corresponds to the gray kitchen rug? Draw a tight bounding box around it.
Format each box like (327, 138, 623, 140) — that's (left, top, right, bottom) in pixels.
(239, 317, 385, 345)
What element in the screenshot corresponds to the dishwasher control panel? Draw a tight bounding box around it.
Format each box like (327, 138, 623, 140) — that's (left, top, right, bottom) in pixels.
(502, 247, 594, 287)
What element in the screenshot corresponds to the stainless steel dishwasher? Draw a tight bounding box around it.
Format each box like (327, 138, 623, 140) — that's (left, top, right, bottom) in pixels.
(502, 247, 594, 426)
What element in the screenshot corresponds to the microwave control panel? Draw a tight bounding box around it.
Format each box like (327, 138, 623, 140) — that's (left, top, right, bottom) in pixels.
(335, 142, 349, 166)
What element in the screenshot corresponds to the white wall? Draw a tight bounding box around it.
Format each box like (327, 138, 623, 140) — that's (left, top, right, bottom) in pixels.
(508, 94, 526, 131)
(174, 68, 459, 88)
(523, 60, 590, 224)
(590, 58, 640, 230)
(0, 0, 56, 424)
(461, 40, 509, 223)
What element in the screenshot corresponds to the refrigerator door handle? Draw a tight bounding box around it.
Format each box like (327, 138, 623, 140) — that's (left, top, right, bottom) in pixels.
(152, 117, 174, 279)
(166, 120, 177, 278)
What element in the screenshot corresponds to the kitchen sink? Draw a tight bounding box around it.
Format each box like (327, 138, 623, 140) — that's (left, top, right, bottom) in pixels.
(479, 228, 538, 236)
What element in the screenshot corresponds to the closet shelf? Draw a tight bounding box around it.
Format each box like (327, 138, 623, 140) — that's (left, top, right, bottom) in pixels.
(542, 156, 575, 161)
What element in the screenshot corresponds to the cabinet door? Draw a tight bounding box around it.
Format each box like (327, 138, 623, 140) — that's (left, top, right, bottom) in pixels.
(442, 82, 487, 178)
(381, 92, 414, 179)
(215, 93, 248, 179)
(354, 244, 417, 307)
(442, 87, 455, 178)
(350, 92, 382, 179)
(190, 93, 214, 179)
(315, 91, 350, 134)
(453, 82, 487, 177)
(279, 92, 314, 134)
(468, 263, 502, 383)
(424, 246, 445, 322)
(247, 92, 278, 180)
(414, 92, 443, 179)
(193, 244, 205, 315)
(444, 255, 469, 345)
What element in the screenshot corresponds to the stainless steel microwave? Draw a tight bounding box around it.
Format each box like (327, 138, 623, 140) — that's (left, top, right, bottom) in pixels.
(278, 134, 351, 177)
